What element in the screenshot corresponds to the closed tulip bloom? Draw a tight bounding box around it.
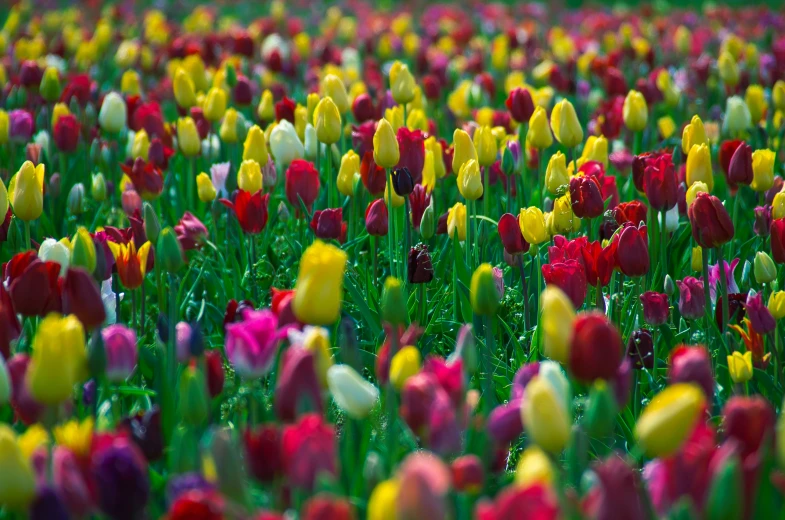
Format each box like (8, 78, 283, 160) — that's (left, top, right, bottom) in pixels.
(636, 383, 705, 457)
(569, 175, 604, 218)
(203, 87, 227, 123)
(270, 120, 305, 166)
(196, 173, 216, 202)
(390, 61, 416, 105)
(519, 206, 549, 245)
(527, 106, 553, 150)
(8, 160, 44, 222)
(622, 90, 648, 132)
(0, 426, 36, 510)
(751, 149, 775, 192)
(718, 51, 739, 87)
(173, 68, 197, 109)
(447, 202, 467, 241)
(640, 292, 669, 326)
(506, 87, 535, 123)
(176, 117, 201, 157)
(102, 324, 138, 383)
(98, 92, 127, 134)
(754, 251, 777, 284)
(474, 126, 497, 167)
(373, 119, 400, 169)
(390, 346, 421, 390)
(724, 96, 752, 137)
(314, 97, 342, 145)
(471, 263, 500, 316)
(745, 85, 766, 124)
(685, 181, 710, 208)
(568, 312, 622, 382)
(581, 135, 608, 169)
(643, 153, 678, 211)
(550, 98, 583, 148)
(293, 241, 348, 325)
(768, 291, 785, 319)
(365, 199, 388, 236)
(676, 277, 706, 319)
(686, 144, 713, 192)
(27, 314, 86, 405)
(514, 446, 555, 488)
(616, 224, 649, 277)
(321, 74, 350, 115)
(326, 364, 379, 418)
(243, 125, 268, 166)
(368, 480, 400, 520)
(727, 351, 753, 384)
(452, 129, 477, 174)
(541, 286, 575, 364)
(545, 152, 569, 195)
(521, 375, 571, 453)
(131, 129, 150, 161)
(688, 192, 734, 249)
(238, 160, 263, 194)
(681, 115, 708, 154)
(70, 227, 97, 274)
(774, 194, 785, 221)
(458, 159, 483, 201)
(498, 213, 529, 255)
(337, 150, 360, 197)
(219, 108, 240, 143)
(0, 110, 8, 145)
(727, 143, 753, 186)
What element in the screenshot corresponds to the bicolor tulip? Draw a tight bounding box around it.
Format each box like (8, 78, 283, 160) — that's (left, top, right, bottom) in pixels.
(108, 240, 151, 289)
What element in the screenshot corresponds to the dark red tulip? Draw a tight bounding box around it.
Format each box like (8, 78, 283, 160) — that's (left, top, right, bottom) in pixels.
(281, 414, 336, 490)
(205, 350, 224, 398)
(722, 396, 775, 459)
(131, 101, 167, 140)
(580, 240, 615, 287)
(244, 424, 283, 483)
(285, 159, 321, 213)
(351, 93, 376, 123)
(688, 192, 734, 249)
(568, 312, 622, 382)
(569, 175, 604, 218)
(148, 138, 174, 169)
(5, 252, 62, 317)
(310, 208, 346, 243)
(475, 483, 559, 520)
(771, 218, 785, 263)
(400, 373, 437, 435)
(168, 490, 224, 520)
(604, 67, 628, 97)
(409, 184, 431, 230)
(396, 128, 426, 184)
(408, 244, 434, 284)
(585, 456, 646, 520)
(640, 292, 669, 325)
(60, 73, 92, 105)
(616, 224, 649, 277)
(351, 121, 376, 158)
(190, 107, 211, 140)
(745, 292, 775, 334)
(422, 74, 442, 100)
(727, 143, 753, 186)
(8, 354, 44, 424)
(451, 455, 484, 494)
(542, 259, 587, 308)
(275, 96, 296, 123)
(62, 267, 106, 330)
(121, 407, 163, 462)
(631, 152, 655, 193)
(436, 212, 448, 235)
(365, 199, 388, 236)
(53, 114, 80, 153)
(20, 60, 42, 88)
(719, 139, 744, 177)
(274, 348, 322, 422)
(392, 167, 414, 196)
(676, 277, 705, 320)
(0, 285, 20, 359)
(669, 345, 714, 399)
(643, 153, 678, 211)
(233, 77, 253, 106)
(612, 200, 648, 227)
(360, 151, 386, 196)
(497, 213, 529, 255)
(755, 206, 772, 237)
(121, 158, 164, 200)
(220, 191, 270, 234)
(301, 495, 356, 520)
(505, 87, 535, 123)
(627, 329, 654, 370)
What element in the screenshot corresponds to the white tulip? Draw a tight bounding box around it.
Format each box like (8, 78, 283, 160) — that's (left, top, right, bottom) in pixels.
(327, 364, 379, 419)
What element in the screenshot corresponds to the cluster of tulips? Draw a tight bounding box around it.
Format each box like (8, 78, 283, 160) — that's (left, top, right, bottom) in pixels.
(3, 0, 785, 518)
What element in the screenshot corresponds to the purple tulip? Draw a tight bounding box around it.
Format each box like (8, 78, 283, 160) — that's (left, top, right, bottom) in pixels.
(9, 109, 33, 142)
(91, 438, 149, 520)
(102, 324, 138, 383)
(676, 277, 706, 320)
(640, 291, 669, 326)
(487, 400, 524, 445)
(746, 291, 776, 334)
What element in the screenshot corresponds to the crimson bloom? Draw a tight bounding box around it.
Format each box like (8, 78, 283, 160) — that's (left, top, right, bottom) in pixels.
(351, 93, 376, 122)
(281, 413, 337, 490)
(497, 213, 529, 255)
(275, 96, 296, 123)
(688, 192, 734, 249)
(4, 251, 62, 317)
(360, 151, 386, 196)
(669, 345, 714, 399)
(542, 258, 587, 308)
(770, 218, 785, 263)
(640, 292, 669, 326)
(53, 114, 80, 153)
(568, 312, 622, 382)
(285, 159, 321, 212)
(121, 158, 164, 200)
(310, 208, 347, 243)
(244, 424, 283, 483)
(612, 200, 648, 227)
(719, 139, 744, 178)
(570, 175, 604, 218)
(168, 490, 224, 520)
(580, 239, 616, 287)
(220, 190, 271, 234)
(505, 87, 535, 123)
(410, 184, 431, 229)
(397, 128, 426, 184)
(0, 284, 20, 359)
(727, 142, 753, 186)
(365, 199, 388, 236)
(615, 223, 649, 277)
(643, 152, 678, 211)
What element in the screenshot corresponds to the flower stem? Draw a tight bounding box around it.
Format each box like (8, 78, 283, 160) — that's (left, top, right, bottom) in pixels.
(717, 247, 730, 334)
(482, 315, 498, 406)
(660, 209, 668, 282)
(23, 220, 31, 251)
(325, 143, 333, 208)
(386, 170, 396, 278)
(701, 246, 712, 345)
(517, 254, 530, 330)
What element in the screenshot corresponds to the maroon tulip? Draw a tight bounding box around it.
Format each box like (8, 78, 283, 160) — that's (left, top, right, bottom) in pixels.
(542, 259, 587, 308)
(669, 345, 714, 400)
(612, 200, 648, 227)
(715, 293, 747, 330)
(722, 396, 775, 459)
(281, 414, 336, 490)
(719, 139, 744, 178)
(275, 96, 296, 123)
(410, 184, 431, 230)
(5, 252, 62, 317)
(771, 218, 785, 263)
(132, 101, 167, 139)
(568, 312, 622, 382)
(727, 143, 753, 186)
(408, 244, 434, 284)
(365, 199, 388, 236)
(220, 191, 270, 234)
(274, 348, 322, 422)
(436, 212, 448, 235)
(148, 138, 173, 169)
(580, 240, 616, 287)
(505, 87, 535, 123)
(20, 60, 42, 88)
(632, 152, 655, 193)
(360, 151, 386, 196)
(569, 175, 604, 218)
(60, 73, 92, 106)
(627, 329, 654, 370)
(351, 93, 376, 123)
(0, 284, 20, 359)
(301, 495, 356, 520)
(755, 206, 772, 237)
(486, 400, 523, 446)
(451, 455, 484, 493)
(688, 193, 734, 249)
(396, 128, 426, 184)
(233, 77, 253, 106)
(745, 292, 775, 334)
(422, 75, 442, 101)
(53, 114, 80, 153)
(585, 456, 646, 520)
(616, 224, 649, 277)
(603, 67, 628, 97)
(643, 153, 678, 211)
(174, 212, 208, 251)
(640, 292, 669, 325)
(285, 159, 321, 212)
(244, 424, 282, 483)
(205, 350, 224, 398)
(62, 267, 107, 330)
(497, 213, 529, 255)
(310, 208, 346, 243)
(190, 107, 211, 139)
(121, 407, 163, 462)
(676, 277, 705, 320)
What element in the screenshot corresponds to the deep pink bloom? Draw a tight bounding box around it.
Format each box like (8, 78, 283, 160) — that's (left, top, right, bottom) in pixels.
(616, 223, 649, 277)
(475, 483, 560, 520)
(274, 347, 323, 422)
(676, 277, 705, 320)
(281, 414, 336, 490)
(224, 309, 287, 379)
(486, 400, 523, 446)
(285, 159, 321, 213)
(745, 291, 775, 334)
(101, 324, 138, 383)
(174, 212, 208, 250)
(542, 259, 587, 308)
(365, 199, 388, 236)
(640, 292, 669, 326)
(669, 345, 714, 399)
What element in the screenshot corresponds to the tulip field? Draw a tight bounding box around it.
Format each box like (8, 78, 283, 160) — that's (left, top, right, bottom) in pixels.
(3, 0, 785, 518)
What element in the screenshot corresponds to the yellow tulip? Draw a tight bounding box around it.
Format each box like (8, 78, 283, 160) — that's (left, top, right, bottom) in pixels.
(768, 291, 785, 320)
(0, 110, 8, 145)
(655, 70, 680, 108)
(292, 240, 348, 325)
(389, 345, 421, 390)
(54, 418, 94, 458)
(237, 160, 263, 194)
(321, 74, 350, 115)
(314, 97, 342, 145)
(773, 81, 785, 113)
(550, 194, 577, 235)
(527, 106, 553, 150)
(196, 172, 216, 202)
(727, 351, 753, 384)
(51, 102, 70, 128)
(306, 92, 320, 125)
(724, 96, 752, 136)
(473, 126, 497, 167)
(692, 246, 703, 272)
(120, 69, 140, 96)
(302, 326, 334, 388)
(452, 129, 478, 174)
(384, 105, 404, 133)
(219, 108, 239, 143)
(406, 108, 428, 132)
(243, 125, 269, 166)
(635, 383, 705, 458)
(71, 227, 97, 274)
(98, 92, 127, 134)
(458, 159, 483, 201)
(425, 137, 446, 179)
(373, 119, 400, 169)
(8, 161, 44, 222)
(368, 480, 400, 520)
(338, 150, 360, 197)
(203, 87, 227, 123)
(622, 90, 648, 132)
(773, 192, 785, 220)
(519, 206, 548, 245)
(27, 314, 86, 405)
(515, 446, 555, 488)
(177, 117, 201, 157)
(657, 116, 677, 140)
(173, 67, 197, 109)
(132, 129, 150, 161)
(0, 426, 36, 511)
(447, 202, 467, 242)
(685, 181, 710, 207)
(545, 152, 569, 194)
(745, 85, 766, 124)
(580, 135, 608, 169)
(685, 144, 713, 192)
(751, 149, 775, 192)
(540, 286, 575, 363)
(257, 89, 275, 121)
(550, 99, 583, 148)
(681, 115, 708, 154)
(521, 375, 571, 453)
(390, 60, 416, 105)
(718, 51, 739, 87)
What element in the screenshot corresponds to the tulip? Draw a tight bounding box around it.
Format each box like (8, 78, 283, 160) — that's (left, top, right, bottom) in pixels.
(745, 84, 766, 124)
(569, 175, 604, 218)
(310, 209, 345, 242)
(390, 61, 416, 105)
(220, 191, 270, 234)
(176, 117, 201, 157)
(755, 205, 772, 237)
(452, 129, 478, 174)
(0, 425, 36, 510)
(616, 224, 649, 277)
(550, 99, 583, 148)
(293, 241, 347, 325)
(676, 277, 706, 320)
(688, 192, 734, 249)
(98, 92, 127, 134)
(108, 240, 151, 290)
(196, 173, 216, 202)
(754, 252, 776, 284)
(338, 150, 360, 197)
(685, 143, 713, 192)
(131, 130, 150, 161)
(320, 74, 350, 115)
(53, 114, 80, 153)
(691, 246, 703, 271)
(91, 437, 149, 520)
(26, 314, 86, 405)
(457, 159, 483, 201)
(540, 286, 575, 364)
(774, 194, 785, 221)
(368, 480, 400, 520)
(519, 206, 549, 245)
(718, 51, 739, 87)
(314, 97, 342, 145)
(156, 227, 184, 274)
(669, 345, 714, 399)
(8, 160, 44, 222)
(506, 87, 535, 123)
(474, 126, 497, 167)
(751, 149, 775, 192)
(0, 111, 8, 145)
(622, 90, 648, 132)
(425, 136, 446, 179)
(685, 181, 709, 208)
(285, 159, 320, 212)
(640, 292, 669, 326)
(39, 66, 61, 102)
(635, 383, 705, 457)
(726, 142, 753, 187)
(365, 199, 388, 236)
(326, 364, 379, 418)
(447, 202, 467, 242)
(545, 152, 569, 195)
(542, 259, 587, 308)
(470, 263, 500, 317)
(218, 108, 240, 144)
(237, 160, 263, 194)
(746, 291, 775, 334)
(242, 125, 268, 166)
(727, 351, 753, 384)
(389, 346, 421, 390)
(202, 87, 227, 123)
(724, 96, 752, 137)
(373, 118, 400, 169)
(521, 375, 571, 453)
(282, 414, 337, 490)
(173, 68, 197, 109)
(498, 213, 529, 255)
(568, 312, 622, 382)
(244, 424, 282, 483)
(101, 324, 137, 383)
(769, 291, 785, 319)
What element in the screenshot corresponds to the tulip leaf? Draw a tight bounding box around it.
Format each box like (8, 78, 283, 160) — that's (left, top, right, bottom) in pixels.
(344, 269, 381, 337)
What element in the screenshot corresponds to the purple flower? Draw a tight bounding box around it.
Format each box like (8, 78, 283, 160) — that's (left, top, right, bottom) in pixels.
(102, 324, 138, 383)
(507, 140, 521, 167)
(511, 362, 540, 401)
(175, 321, 192, 363)
(487, 400, 524, 445)
(676, 277, 706, 320)
(91, 438, 149, 520)
(30, 485, 70, 520)
(274, 347, 322, 422)
(746, 291, 776, 334)
(174, 212, 208, 251)
(640, 291, 669, 326)
(225, 309, 288, 379)
(9, 109, 33, 141)
(707, 258, 740, 304)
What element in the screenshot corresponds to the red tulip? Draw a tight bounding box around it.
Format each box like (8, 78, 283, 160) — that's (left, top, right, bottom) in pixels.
(722, 396, 774, 459)
(281, 414, 336, 490)
(285, 159, 320, 213)
(771, 218, 785, 263)
(175, 212, 208, 250)
(275, 95, 296, 123)
(631, 152, 656, 192)
(497, 213, 529, 255)
(54, 114, 80, 153)
(220, 190, 270, 234)
(233, 77, 253, 106)
(422, 74, 442, 100)
(584, 456, 646, 520)
(400, 373, 438, 435)
(568, 312, 622, 382)
(612, 200, 648, 227)
(643, 152, 678, 211)
(60, 73, 92, 106)
(727, 143, 753, 186)
(542, 259, 587, 308)
(360, 151, 386, 196)
(410, 184, 431, 230)
(351, 121, 376, 158)
(548, 235, 587, 263)
(244, 424, 282, 483)
(121, 158, 164, 200)
(365, 199, 388, 236)
(505, 87, 535, 123)
(310, 208, 347, 243)
(62, 267, 107, 330)
(351, 93, 376, 123)
(719, 139, 744, 177)
(5, 251, 62, 317)
(640, 291, 669, 326)
(754, 206, 772, 237)
(168, 490, 224, 520)
(274, 348, 322, 422)
(475, 483, 559, 520)
(669, 345, 714, 399)
(205, 350, 224, 398)
(7, 354, 44, 424)
(0, 284, 20, 359)
(397, 127, 426, 184)
(570, 175, 604, 218)
(301, 495, 356, 520)
(603, 67, 628, 97)
(676, 277, 705, 320)
(190, 107, 211, 139)
(616, 223, 649, 277)
(148, 138, 174, 169)
(580, 240, 616, 287)
(688, 192, 734, 249)
(131, 101, 167, 141)
(451, 455, 484, 493)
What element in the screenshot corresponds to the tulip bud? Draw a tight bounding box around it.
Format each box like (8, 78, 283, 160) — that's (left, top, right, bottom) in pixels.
(389, 346, 421, 390)
(39, 67, 61, 103)
(622, 90, 648, 132)
(501, 146, 516, 176)
(98, 92, 127, 134)
(373, 118, 400, 169)
(143, 202, 161, 244)
(71, 227, 97, 274)
(67, 183, 85, 215)
(550, 99, 583, 148)
(664, 274, 676, 296)
(584, 380, 618, 437)
(635, 383, 706, 457)
(392, 167, 414, 196)
(381, 277, 407, 325)
(87, 329, 107, 380)
(754, 252, 777, 284)
(470, 263, 500, 316)
(90, 173, 107, 202)
(408, 244, 434, 284)
(179, 365, 208, 426)
(420, 204, 435, 239)
(157, 227, 184, 274)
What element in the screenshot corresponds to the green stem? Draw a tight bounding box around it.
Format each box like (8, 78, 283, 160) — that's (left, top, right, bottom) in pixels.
(188, 156, 196, 214)
(483, 165, 490, 218)
(482, 315, 498, 406)
(660, 209, 668, 282)
(325, 143, 333, 208)
(168, 273, 178, 389)
(533, 246, 542, 360)
(23, 220, 31, 251)
(702, 247, 712, 345)
(517, 254, 530, 331)
(386, 170, 396, 278)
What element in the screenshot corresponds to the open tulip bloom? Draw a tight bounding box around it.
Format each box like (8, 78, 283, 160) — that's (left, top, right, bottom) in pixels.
(4, 3, 785, 519)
